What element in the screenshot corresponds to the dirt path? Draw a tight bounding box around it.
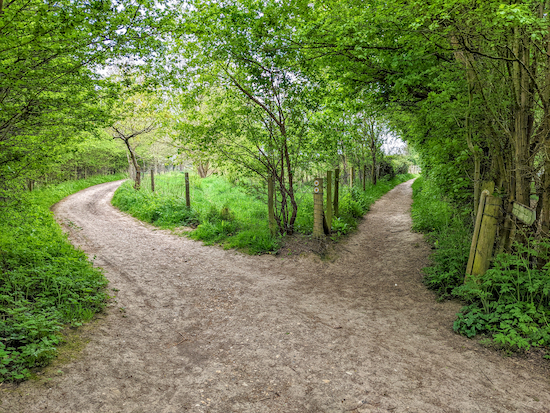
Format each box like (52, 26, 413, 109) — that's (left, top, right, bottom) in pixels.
(2, 179, 549, 413)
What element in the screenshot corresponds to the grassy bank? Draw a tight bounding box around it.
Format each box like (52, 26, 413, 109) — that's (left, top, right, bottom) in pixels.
(411, 176, 550, 354)
(112, 173, 414, 254)
(0, 173, 124, 382)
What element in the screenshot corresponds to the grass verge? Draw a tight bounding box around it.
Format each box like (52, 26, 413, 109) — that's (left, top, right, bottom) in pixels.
(0, 173, 124, 382)
(112, 173, 414, 254)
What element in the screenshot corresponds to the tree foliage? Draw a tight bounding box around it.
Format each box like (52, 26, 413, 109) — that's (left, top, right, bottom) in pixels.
(172, 0, 327, 234)
(0, 0, 169, 200)
(297, 0, 550, 248)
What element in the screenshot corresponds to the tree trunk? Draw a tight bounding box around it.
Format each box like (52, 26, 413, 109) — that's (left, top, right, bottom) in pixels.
(371, 152, 377, 185)
(466, 81, 481, 215)
(284, 140, 298, 235)
(268, 177, 276, 235)
(512, 26, 533, 207)
(197, 161, 210, 178)
(326, 170, 332, 229)
(124, 139, 141, 190)
(334, 167, 340, 218)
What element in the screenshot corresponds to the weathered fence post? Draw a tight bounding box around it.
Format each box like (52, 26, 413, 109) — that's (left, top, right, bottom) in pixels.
(334, 168, 340, 218)
(465, 190, 502, 280)
(466, 190, 488, 279)
(268, 177, 276, 235)
(363, 165, 367, 191)
(326, 171, 332, 231)
(185, 172, 191, 208)
(351, 166, 355, 188)
(150, 169, 155, 192)
(313, 177, 324, 238)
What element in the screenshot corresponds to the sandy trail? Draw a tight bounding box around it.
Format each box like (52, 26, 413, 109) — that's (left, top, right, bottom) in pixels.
(1, 179, 549, 413)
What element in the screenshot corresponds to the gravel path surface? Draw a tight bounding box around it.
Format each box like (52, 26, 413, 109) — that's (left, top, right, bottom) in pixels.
(1, 179, 549, 413)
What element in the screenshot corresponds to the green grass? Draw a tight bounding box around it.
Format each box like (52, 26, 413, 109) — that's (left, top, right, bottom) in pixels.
(0, 173, 124, 382)
(113, 172, 414, 254)
(113, 173, 278, 254)
(411, 176, 473, 298)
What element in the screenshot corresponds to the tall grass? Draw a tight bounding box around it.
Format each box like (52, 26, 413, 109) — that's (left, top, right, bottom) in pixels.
(113, 173, 278, 254)
(411, 176, 472, 298)
(0, 173, 124, 382)
(113, 172, 414, 253)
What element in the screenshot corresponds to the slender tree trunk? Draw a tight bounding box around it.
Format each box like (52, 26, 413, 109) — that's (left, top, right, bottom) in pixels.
(326, 170, 332, 229)
(466, 81, 481, 214)
(279, 149, 288, 233)
(512, 26, 532, 206)
(268, 177, 276, 235)
(284, 140, 298, 235)
(371, 150, 377, 185)
(334, 167, 340, 218)
(197, 162, 210, 178)
(124, 139, 141, 190)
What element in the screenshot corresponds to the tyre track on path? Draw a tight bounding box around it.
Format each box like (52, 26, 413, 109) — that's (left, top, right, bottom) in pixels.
(1, 179, 549, 413)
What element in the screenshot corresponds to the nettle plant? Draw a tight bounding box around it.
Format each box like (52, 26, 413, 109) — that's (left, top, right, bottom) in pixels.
(453, 237, 550, 352)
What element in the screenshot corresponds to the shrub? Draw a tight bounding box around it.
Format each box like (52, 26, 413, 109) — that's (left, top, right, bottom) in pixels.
(412, 175, 550, 354)
(453, 240, 550, 351)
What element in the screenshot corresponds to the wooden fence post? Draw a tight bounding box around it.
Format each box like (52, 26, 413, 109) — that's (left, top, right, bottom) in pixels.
(334, 168, 340, 218)
(268, 177, 276, 235)
(313, 177, 324, 238)
(135, 170, 141, 190)
(466, 190, 488, 279)
(465, 190, 501, 280)
(363, 165, 367, 191)
(326, 171, 332, 231)
(351, 167, 355, 188)
(150, 169, 155, 192)
(185, 172, 191, 208)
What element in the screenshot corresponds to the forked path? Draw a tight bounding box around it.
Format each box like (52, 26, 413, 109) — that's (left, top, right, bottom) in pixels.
(2, 180, 549, 412)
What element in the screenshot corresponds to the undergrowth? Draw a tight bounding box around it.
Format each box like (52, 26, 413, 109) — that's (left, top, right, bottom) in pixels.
(112, 173, 278, 254)
(113, 173, 413, 254)
(411, 177, 472, 298)
(0, 173, 123, 382)
(453, 240, 550, 352)
(412, 175, 550, 354)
